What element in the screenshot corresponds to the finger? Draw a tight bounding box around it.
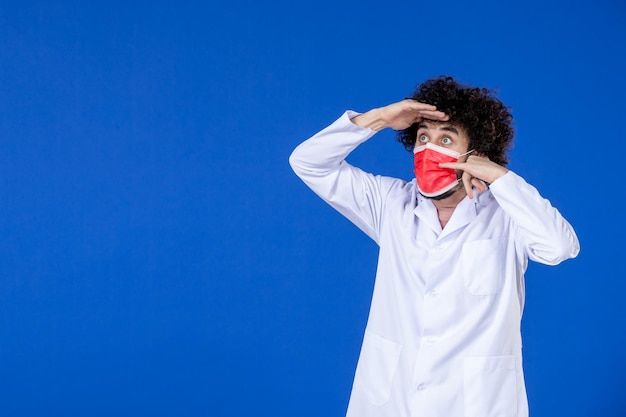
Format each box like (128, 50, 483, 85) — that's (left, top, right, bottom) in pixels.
(405, 100, 437, 111)
(403, 100, 449, 121)
(418, 110, 449, 121)
(471, 178, 487, 194)
(438, 162, 458, 169)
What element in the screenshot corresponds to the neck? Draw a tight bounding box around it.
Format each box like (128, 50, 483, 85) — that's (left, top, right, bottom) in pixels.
(431, 186, 467, 228)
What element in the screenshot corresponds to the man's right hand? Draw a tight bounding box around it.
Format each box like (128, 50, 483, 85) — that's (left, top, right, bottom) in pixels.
(352, 99, 449, 131)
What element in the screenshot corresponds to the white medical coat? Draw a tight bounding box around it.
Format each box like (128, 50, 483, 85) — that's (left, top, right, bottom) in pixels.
(289, 111, 580, 417)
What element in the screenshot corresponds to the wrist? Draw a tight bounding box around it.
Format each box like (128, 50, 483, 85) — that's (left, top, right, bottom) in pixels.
(489, 168, 510, 183)
(350, 108, 388, 131)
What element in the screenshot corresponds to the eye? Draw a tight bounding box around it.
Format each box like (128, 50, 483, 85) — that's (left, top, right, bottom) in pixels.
(418, 134, 429, 143)
(441, 136, 453, 145)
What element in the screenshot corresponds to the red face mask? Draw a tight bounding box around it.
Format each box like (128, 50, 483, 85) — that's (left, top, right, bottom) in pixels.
(413, 143, 466, 198)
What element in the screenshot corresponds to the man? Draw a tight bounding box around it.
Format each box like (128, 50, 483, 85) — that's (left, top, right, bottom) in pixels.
(289, 76, 579, 417)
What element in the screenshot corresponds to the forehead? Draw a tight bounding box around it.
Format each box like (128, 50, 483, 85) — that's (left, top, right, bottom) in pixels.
(417, 120, 466, 135)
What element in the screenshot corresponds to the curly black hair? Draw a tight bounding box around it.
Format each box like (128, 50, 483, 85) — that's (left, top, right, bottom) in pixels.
(397, 76, 514, 166)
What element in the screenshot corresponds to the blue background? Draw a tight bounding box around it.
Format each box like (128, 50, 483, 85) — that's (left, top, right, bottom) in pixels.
(1, 1, 624, 416)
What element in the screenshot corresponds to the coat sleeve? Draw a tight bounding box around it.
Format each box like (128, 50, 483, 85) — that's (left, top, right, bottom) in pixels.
(489, 171, 580, 265)
(288, 111, 403, 244)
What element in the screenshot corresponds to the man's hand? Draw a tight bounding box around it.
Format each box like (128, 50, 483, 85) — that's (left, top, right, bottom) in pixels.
(440, 155, 509, 199)
(352, 99, 449, 131)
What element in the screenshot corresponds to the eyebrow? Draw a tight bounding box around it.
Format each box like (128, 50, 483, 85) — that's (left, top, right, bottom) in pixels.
(417, 123, 460, 135)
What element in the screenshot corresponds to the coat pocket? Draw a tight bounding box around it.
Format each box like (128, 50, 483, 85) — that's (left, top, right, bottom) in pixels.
(462, 238, 506, 295)
(463, 356, 518, 417)
(353, 331, 402, 406)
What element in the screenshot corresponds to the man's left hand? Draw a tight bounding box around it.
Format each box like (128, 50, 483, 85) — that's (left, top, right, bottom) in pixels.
(440, 155, 509, 199)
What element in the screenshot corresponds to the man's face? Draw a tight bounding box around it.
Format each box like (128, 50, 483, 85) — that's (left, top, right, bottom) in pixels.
(414, 120, 470, 156)
(413, 120, 471, 200)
